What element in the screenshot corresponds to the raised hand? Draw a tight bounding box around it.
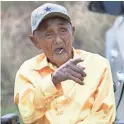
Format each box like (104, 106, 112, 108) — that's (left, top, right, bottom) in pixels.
(52, 58, 86, 85)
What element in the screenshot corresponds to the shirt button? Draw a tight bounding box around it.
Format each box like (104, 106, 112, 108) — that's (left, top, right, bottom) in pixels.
(60, 111, 63, 114)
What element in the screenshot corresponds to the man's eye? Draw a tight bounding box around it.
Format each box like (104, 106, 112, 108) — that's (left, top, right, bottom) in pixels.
(60, 28, 67, 32)
(46, 33, 52, 38)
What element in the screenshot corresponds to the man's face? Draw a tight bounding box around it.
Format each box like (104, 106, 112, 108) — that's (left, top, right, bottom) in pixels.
(31, 17, 75, 67)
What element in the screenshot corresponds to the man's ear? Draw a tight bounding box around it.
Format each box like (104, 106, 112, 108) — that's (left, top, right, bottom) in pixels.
(29, 35, 41, 49)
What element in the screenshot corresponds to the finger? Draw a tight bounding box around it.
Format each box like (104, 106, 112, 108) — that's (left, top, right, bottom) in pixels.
(67, 72, 84, 85)
(77, 65, 87, 77)
(77, 65, 85, 70)
(67, 68, 84, 81)
(69, 64, 86, 77)
(71, 58, 84, 65)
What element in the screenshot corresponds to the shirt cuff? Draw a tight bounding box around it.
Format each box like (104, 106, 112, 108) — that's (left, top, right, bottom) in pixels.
(40, 74, 58, 97)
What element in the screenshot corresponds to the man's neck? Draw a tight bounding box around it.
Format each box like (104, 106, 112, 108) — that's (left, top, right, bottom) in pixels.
(47, 49, 74, 67)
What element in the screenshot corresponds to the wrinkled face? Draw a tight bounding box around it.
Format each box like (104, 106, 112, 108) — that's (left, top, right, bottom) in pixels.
(31, 17, 75, 67)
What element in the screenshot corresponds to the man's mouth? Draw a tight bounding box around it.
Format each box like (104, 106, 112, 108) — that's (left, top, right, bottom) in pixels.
(54, 47, 65, 54)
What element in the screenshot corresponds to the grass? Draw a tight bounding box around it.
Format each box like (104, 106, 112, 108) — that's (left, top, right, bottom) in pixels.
(1, 105, 18, 116)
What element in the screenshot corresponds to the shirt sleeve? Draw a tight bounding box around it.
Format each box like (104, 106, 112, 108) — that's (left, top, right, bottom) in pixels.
(14, 67, 59, 124)
(76, 60, 116, 124)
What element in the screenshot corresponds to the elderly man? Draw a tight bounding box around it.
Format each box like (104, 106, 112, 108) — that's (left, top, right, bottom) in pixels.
(14, 3, 116, 124)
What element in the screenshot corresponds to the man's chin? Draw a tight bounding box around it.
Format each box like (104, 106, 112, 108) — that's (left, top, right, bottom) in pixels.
(53, 54, 69, 67)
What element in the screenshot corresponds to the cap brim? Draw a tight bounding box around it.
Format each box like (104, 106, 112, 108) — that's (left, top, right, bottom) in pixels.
(43, 12, 70, 21)
(36, 12, 71, 30)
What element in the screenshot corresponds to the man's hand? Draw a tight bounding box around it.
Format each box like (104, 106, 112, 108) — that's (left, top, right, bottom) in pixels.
(52, 58, 86, 85)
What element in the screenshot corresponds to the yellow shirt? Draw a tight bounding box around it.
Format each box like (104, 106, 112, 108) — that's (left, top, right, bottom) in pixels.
(14, 49, 116, 124)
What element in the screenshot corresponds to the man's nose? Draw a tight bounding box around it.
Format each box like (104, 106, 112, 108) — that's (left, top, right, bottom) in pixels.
(54, 35, 63, 44)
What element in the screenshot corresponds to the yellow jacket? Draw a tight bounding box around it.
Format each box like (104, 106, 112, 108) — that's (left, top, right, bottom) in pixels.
(14, 49, 116, 124)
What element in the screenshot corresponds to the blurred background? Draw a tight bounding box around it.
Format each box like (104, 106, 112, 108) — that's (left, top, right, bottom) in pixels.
(1, 1, 124, 122)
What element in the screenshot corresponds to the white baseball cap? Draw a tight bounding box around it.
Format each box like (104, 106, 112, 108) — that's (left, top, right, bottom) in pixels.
(31, 3, 71, 33)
